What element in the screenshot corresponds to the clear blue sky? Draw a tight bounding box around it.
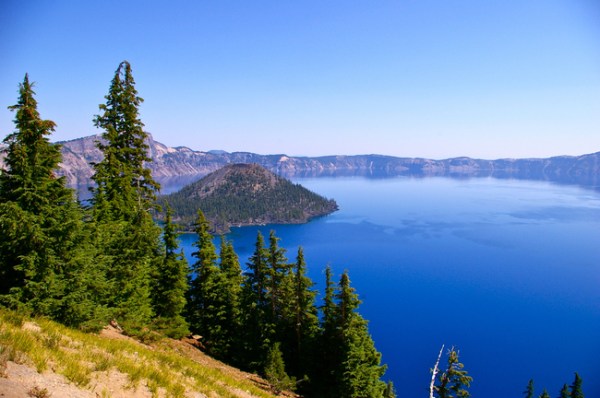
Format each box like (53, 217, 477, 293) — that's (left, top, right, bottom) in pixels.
(1, 0, 599, 159)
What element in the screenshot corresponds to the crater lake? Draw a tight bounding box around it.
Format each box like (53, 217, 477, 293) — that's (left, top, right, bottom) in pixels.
(177, 175, 600, 397)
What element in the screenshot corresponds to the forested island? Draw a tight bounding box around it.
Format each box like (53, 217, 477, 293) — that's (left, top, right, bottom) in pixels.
(158, 163, 338, 233)
(0, 62, 587, 398)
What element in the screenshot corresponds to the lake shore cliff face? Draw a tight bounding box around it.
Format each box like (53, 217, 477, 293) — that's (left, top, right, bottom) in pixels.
(1, 134, 599, 190)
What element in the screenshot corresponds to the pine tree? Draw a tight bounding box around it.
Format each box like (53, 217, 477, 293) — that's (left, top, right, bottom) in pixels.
(336, 271, 387, 398)
(152, 203, 189, 338)
(185, 211, 240, 359)
(187, 210, 223, 350)
(336, 271, 361, 326)
(559, 384, 570, 398)
(91, 61, 159, 222)
(569, 373, 583, 398)
(264, 342, 296, 394)
(322, 265, 337, 334)
(245, 231, 269, 309)
(524, 379, 535, 398)
(240, 231, 271, 369)
(0, 75, 93, 325)
(266, 230, 290, 327)
(539, 389, 550, 398)
(315, 265, 341, 398)
(435, 347, 472, 398)
(289, 247, 319, 379)
(384, 381, 397, 398)
(215, 237, 243, 362)
(90, 61, 162, 331)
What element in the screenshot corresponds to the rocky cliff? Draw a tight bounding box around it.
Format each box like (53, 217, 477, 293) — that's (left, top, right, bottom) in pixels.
(1, 134, 599, 191)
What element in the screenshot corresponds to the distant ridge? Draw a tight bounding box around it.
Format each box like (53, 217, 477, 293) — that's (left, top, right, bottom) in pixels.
(1, 134, 599, 190)
(158, 163, 338, 233)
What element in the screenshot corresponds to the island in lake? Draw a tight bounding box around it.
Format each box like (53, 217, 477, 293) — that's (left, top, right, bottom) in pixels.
(158, 163, 338, 234)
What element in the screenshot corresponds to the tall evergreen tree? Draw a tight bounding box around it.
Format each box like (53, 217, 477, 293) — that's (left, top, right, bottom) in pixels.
(187, 210, 224, 352)
(316, 265, 341, 398)
(289, 247, 319, 379)
(539, 389, 550, 398)
(336, 271, 387, 398)
(152, 203, 189, 338)
(240, 231, 271, 369)
(322, 265, 337, 334)
(0, 75, 93, 325)
(569, 373, 583, 398)
(264, 230, 305, 377)
(266, 230, 290, 328)
(219, 238, 243, 287)
(214, 237, 243, 362)
(90, 61, 161, 330)
(91, 61, 159, 221)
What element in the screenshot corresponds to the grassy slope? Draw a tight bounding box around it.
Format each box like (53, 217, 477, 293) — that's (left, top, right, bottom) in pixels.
(0, 308, 280, 398)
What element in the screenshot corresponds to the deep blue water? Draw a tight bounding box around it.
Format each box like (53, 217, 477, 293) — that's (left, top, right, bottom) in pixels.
(178, 176, 600, 397)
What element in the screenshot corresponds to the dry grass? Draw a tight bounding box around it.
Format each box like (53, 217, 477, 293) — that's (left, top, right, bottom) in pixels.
(0, 308, 277, 398)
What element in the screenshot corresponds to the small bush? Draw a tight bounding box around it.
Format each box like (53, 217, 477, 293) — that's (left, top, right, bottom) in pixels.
(92, 353, 112, 372)
(27, 386, 51, 398)
(63, 360, 91, 387)
(43, 331, 62, 350)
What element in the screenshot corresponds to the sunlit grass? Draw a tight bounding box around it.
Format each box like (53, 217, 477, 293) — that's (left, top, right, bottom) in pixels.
(0, 308, 275, 397)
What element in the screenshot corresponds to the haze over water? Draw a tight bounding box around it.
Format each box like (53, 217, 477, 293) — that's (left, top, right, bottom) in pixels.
(179, 176, 600, 397)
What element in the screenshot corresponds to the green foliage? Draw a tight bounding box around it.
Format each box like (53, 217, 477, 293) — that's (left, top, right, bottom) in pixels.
(264, 230, 297, 366)
(289, 247, 319, 379)
(384, 381, 397, 398)
(91, 61, 159, 222)
(314, 265, 340, 397)
(151, 203, 189, 338)
(186, 210, 237, 358)
(524, 374, 586, 398)
(214, 237, 243, 362)
(336, 271, 387, 398)
(524, 379, 535, 398)
(435, 347, 472, 398)
(187, 210, 219, 333)
(240, 231, 271, 369)
(89, 61, 163, 332)
(93, 218, 158, 328)
(539, 389, 550, 398)
(0, 74, 96, 327)
(264, 342, 296, 394)
(569, 373, 583, 398)
(560, 383, 570, 398)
